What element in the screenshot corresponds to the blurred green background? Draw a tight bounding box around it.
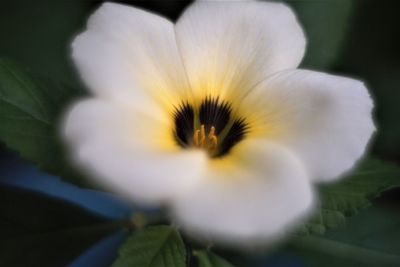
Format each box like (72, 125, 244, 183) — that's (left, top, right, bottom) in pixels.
(0, 0, 399, 266)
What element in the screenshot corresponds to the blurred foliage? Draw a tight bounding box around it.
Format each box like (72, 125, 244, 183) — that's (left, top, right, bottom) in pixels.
(332, 0, 400, 163)
(302, 158, 400, 235)
(285, 0, 355, 70)
(0, 0, 91, 85)
(0, 184, 124, 267)
(289, 206, 400, 267)
(0, 59, 88, 186)
(194, 250, 236, 267)
(111, 226, 186, 267)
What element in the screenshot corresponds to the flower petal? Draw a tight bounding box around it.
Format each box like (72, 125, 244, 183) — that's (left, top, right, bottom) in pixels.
(175, 1, 305, 101)
(72, 3, 192, 115)
(242, 70, 375, 182)
(63, 99, 207, 205)
(170, 139, 314, 246)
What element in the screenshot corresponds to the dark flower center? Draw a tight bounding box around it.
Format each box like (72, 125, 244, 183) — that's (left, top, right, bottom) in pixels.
(173, 96, 248, 157)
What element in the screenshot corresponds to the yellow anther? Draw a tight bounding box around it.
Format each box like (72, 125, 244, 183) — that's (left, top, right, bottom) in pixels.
(193, 129, 200, 146)
(200, 125, 206, 144)
(193, 124, 218, 152)
(209, 135, 218, 150)
(208, 126, 216, 139)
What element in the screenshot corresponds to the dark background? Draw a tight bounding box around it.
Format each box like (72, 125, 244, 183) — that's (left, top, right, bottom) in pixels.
(0, 0, 399, 266)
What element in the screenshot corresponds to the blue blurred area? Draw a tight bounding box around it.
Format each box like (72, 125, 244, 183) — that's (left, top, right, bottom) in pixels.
(251, 252, 308, 267)
(0, 150, 132, 267)
(69, 231, 127, 267)
(0, 152, 133, 220)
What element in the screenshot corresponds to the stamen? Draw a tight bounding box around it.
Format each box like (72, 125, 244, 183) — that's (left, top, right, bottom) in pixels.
(208, 126, 216, 139)
(200, 125, 206, 146)
(173, 98, 248, 157)
(193, 129, 200, 147)
(210, 135, 218, 150)
(193, 124, 219, 152)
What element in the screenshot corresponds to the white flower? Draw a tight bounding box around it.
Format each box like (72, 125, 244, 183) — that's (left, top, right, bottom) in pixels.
(63, 1, 375, 246)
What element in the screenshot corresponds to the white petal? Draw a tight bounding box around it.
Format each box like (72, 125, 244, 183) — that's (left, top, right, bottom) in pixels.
(171, 139, 314, 246)
(72, 3, 191, 115)
(242, 70, 375, 182)
(175, 1, 305, 100)
(63, 99, 207, 205)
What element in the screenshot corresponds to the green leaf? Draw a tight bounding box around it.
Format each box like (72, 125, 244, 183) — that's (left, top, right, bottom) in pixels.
(194, 250, 236, 267)
(111, 225, 186, 267)
(0, 58, 88, 186)
(285, 0, 355, 70)
(289, 206, 400, 267)
(0, 184, 123, 267)
(302, 158, 400, 234)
